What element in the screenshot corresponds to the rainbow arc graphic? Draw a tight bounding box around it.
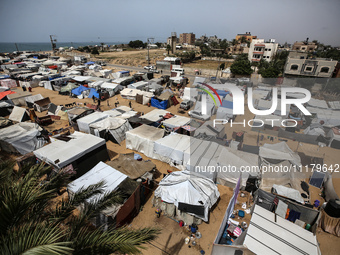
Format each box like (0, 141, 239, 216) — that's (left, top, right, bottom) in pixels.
(197, 83, 222, 106)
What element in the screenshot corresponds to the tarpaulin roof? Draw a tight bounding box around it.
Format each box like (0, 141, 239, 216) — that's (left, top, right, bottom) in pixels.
(154, 170, 220, 222)
(85, 61, 95, 65)
(107, 153, 156, 179)
(87, 88, 99, 99)
(0, 90, 16, 100)
(71, 85, 90, 96)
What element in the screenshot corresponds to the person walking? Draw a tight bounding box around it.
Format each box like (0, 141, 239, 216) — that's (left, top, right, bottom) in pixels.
(129, 101, 132, 108)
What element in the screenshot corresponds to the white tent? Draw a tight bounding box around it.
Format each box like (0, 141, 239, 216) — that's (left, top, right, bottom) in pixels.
(244, 205, 320, 255)
(100, 82, 122, 97)
(216, 147, 260, 188)
(154, 170, 220, 222)
(33, 132, 107, 170)
(76, 112, 109, 134)
(0, 122, 45, 155)
(120, 88, 153, 100)
(68, 161, 127, 203)
(153, 133, 191, 165)
(303, 123, 325, 136)
(25, 94, 44, 107)
(139, 109, 169, 123)
(127, 81, 149, 90)
(162, 115, 190, 129)
(89, 117, 132, 144)
(259, 142, 301, 168)
(126, 124, 164, 158)
(9, 106, 30, 122)
(184, 138, 223, 181)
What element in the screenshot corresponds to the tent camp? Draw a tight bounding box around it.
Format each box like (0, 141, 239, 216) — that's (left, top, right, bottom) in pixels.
(153, 171, 220, 223)
(151, 90, 178, 110)
(139, 109, 169, 123)
(327, 127, 340, 149)
(127, 81, 148, 90)
(9, 106, 30, 122)
(126, 124, 165, 158)
(76, 112, 109, 134)
(100, 82, 122, 97)
(259, 142, 301, 168)
(25, 94, 44, 108)
(71, 85, 90, 99)
(60, 82, 79, 95)
(212, 204, 321, 255)
(216, 147, 260, 188)
(67, 107, 95, 124)
(304, 123, 326, 136)
(7, 90, 31, 106)
(68, 161, 142, 228)
(89, 117, 132, 144)
(34, 132, 109, 177)
(216, 99, 233, 120)
(184, 138, 223, 181)
(34, 97, 51, 112)
(188, 100, 215, 121)
(0, 78, 17, 88)
(120, 88, 153, 101)
(161, 115, 190, 129)
(107, 153, 156, 180)
(0, 122, 46, 155)
(153, 133, 191, 165)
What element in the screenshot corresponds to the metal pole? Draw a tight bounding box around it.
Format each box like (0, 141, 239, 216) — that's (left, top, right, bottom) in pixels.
(15, 43, 19, 52)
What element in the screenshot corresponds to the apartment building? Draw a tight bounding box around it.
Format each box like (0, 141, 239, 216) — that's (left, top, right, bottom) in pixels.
(248, 39, 278, 62)
(179, 33, 196, 45)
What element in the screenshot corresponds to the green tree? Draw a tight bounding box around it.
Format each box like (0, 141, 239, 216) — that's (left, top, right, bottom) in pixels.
(219, 39, 229, 51)
(166, 44, 171, 55)
(220, 63, 225, 70)
(230, 54, 253, 75)
(128, 40, 145, 48)
(91, 48, 100, 55)
(0, 161, 159, 254)
(231, 39, 239, 46)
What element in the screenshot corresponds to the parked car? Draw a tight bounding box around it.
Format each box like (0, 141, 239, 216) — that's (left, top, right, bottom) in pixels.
(143, 65, 155, 70)
(180, 100, 194, 110)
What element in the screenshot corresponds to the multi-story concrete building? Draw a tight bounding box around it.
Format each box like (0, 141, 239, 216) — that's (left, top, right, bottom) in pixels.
(226, 43, 249, 56)
(248, 39, 278, 62)
(179, 33, 196, 45)
(292, 41, 317, 52)
(284, 57, 338, 78)
(236, 32, 257, 43)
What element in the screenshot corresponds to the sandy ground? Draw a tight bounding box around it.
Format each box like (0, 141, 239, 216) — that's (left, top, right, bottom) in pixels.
(5, 69, 340, 254)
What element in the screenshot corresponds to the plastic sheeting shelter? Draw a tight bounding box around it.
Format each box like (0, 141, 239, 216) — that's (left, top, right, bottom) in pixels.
(89, 117, 132, 144)
(139, 109, 169, 123)
(68, 161, 128, 203)
(0, 122, 45, 155)
(244, 205, 320, 255)
(126, 124, 164, 158)
(150, 97, 168, 110)
(153, 133, 191, 165)
(87, 88, 99, 99)
(162, 115, 190, 129)
(259, 142, 301, 167)
(34, 132, 109, 177)
(9, 106, 30, 122)
(154, 171, 220, 222)
(77, 112, 109, 134)
(71, 85, 90, 96)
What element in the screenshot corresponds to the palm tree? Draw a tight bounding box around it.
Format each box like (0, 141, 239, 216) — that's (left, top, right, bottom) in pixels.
(0, 161, 159, 255)
(166, 44, 171, 55)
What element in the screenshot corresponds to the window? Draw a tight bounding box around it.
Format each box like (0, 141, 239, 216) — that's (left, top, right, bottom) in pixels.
(300, 56, 305, 59)
(291, 64, 298, 70)
(301, 47, 306, 50)
(320, 67, 329, 73)
(268, 49, 271, 51)
(265, 48, 268, 51)
(305, 66, 313, 72)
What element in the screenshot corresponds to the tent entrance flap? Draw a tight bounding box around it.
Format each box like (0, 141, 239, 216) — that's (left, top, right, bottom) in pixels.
(178, 203, 205, 218)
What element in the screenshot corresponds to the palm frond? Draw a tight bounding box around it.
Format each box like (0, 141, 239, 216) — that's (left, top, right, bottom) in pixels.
(0, 222, 73, 255)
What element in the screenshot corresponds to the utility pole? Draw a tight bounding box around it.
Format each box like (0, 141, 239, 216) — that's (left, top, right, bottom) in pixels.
(147, 37, 154, 65)
(49, 35, 57, 53)
(14, 43, 19, 52)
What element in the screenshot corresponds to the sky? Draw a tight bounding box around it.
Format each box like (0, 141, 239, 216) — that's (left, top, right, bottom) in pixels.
(1, 0, 339, 46)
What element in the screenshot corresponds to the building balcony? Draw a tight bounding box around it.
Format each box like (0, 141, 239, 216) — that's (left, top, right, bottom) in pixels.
(254, 44, 265, 47)
(253, 51, 264, 54)
(252, 59, 261, 62)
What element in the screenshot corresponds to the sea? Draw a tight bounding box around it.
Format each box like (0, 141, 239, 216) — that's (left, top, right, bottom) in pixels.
(0, 42, 125, 53)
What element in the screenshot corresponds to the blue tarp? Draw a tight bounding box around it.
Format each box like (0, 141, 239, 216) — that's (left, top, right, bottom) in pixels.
(151, 98, 168, 110)
(0, 75, 10, 79)
(85, 61, 95, 65)
(221, 100, 233, 109)
(119, 71, 130, 74)
(88, 88, 99, 99)
(216, 90, 230, 98)
(71, 85, 90, 96)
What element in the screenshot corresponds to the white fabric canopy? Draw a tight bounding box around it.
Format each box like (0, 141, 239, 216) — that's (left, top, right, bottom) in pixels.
(139, 109, 169, 122)
(259, 142, 301, 167)
(162, 115, 190, 129)
(34, 132, 106, 169)
(154, 170, 220, 222)
(76, 112, 109, 134)
(125, 125, 164, 158)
